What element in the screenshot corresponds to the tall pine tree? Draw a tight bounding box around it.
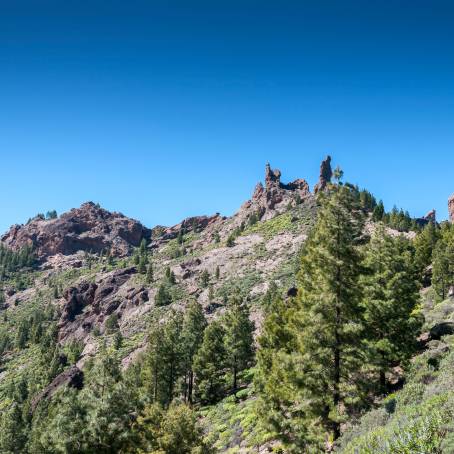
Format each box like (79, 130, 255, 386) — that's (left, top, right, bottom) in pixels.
(362, 226, 422, 393)
(296, 182, 365, 443)
(223, 297, 255, 392)
(181, 300, 207, 404)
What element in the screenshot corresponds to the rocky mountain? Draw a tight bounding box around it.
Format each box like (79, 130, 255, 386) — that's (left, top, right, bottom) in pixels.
(1, 201, 151, 260)
(1, 157, 454, 453)
(0, 162, 322, 367)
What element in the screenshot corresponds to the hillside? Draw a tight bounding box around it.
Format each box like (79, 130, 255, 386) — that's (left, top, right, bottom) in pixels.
(1, 157, 454, 453)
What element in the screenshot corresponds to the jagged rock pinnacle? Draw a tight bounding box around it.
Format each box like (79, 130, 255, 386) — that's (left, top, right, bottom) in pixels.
(265, 163, 282, 189)
(314, 155, 333, 194)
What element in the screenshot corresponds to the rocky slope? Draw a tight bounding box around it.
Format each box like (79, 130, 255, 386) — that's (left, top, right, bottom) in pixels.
(2, 156, 452, 380)
(0, 160, 326, 391)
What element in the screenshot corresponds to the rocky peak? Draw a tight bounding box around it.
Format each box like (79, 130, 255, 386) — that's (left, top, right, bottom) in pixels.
(242, 163, 312, 221)
(1, 202, 151, 260)
(314, 155, 332, 194)
(448, 194, 454, 222)
(265, 163, 282, 189)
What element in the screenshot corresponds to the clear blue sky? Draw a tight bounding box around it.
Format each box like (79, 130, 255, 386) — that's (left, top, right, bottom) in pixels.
(1, 0, 453, 232)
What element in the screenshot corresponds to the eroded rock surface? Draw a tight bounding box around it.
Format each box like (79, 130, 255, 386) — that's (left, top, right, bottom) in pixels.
(58, 267, 148, 341)
(240, 163, 312, 221)
(1, 202, 151, 259)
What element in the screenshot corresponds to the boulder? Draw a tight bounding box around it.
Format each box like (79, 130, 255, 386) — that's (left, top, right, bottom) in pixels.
(429, 322, 454, 341)
(31, 366, 84, 412)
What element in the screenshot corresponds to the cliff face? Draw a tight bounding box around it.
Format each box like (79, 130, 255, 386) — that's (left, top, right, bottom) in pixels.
(1, 202, 151, 259)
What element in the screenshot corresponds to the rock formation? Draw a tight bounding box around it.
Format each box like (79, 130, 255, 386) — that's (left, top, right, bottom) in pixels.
(150, 214, 223, 248)
(1, 202, 151, 259)
(449, 194, 454, 223)
(58, 267, 148, 341)
(31, 366, 84, 412)
(240, 163, 312, 221)
(313, 155, 332, 194)
(415, 209, 437, 228)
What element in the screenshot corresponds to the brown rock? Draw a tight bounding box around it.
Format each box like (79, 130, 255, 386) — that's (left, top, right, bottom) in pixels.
(150, 214, 222, 248)
(449, 194, 454, 223)
(415, 209, 437, 228)
(241, 163, 311, 221)
(58, 267, 137, 341)
(31, 366, 84, 411)
(314, 155, 332, 194)
(61, 282, 98, 323)
(1, 202, 151, 260)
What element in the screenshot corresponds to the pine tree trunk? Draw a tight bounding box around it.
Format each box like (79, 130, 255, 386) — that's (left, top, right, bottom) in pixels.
(333, 328, 341, 441)
(233, 365, 237, 392)
(188, 369, 194, 405)
(154, 364, 158, 402)
(333, 252, 342, 441)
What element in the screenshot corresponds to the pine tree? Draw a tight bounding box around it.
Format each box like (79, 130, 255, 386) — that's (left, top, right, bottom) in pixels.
(432, 224, 454, 300)
(223, 298, 255, 391)
(414, 222, 440, 281)
(78, 349, 138, 452)
(362, 226, 422, 393)
(146, 263, 154, 284)
(181, 301, 207, 404)
(165, 266, 176, 285)
(143, 323, 167, 403)
(143, 311, 184, 407)
(193, 320, 227, 403)
(215, 265, 220, 280)
(0, 401, 27, 453)
(372, 200, 385, 222)
(138, 255, 147, 274)
(155, 403, 213, 454)
(296, 183, 365, 442)
(134, 403, 213, 454)
(30, 388, 87, 453)
(155, 284, 172, 307)
(200, 269, 210, 288)
(255, 295, 309, 451)
(139, 238, 147, 256)
(226, 234, 235, 248)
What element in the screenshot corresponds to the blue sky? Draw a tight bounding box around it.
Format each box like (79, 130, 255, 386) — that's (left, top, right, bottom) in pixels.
(1, 1, 453, 232)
